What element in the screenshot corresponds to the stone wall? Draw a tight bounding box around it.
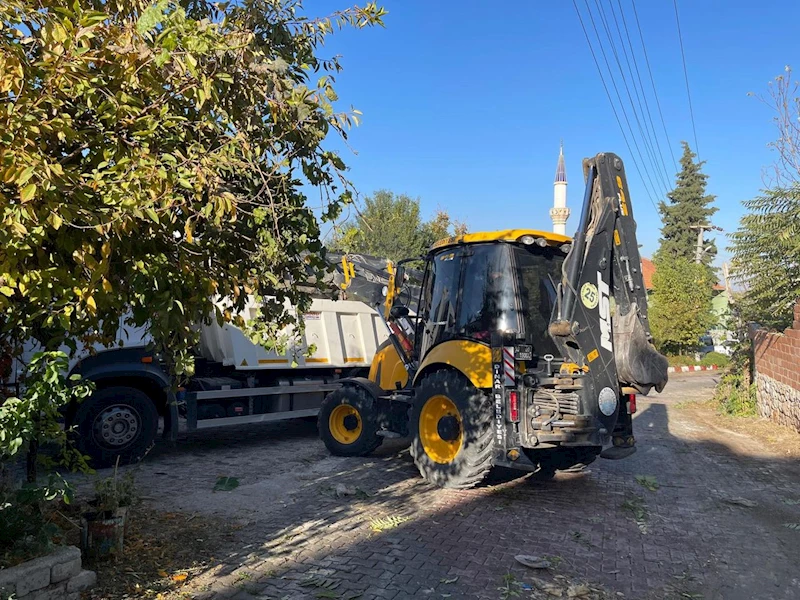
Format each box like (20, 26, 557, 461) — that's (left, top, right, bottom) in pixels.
(755, 373, 800, 432)
(0, 546, 95, 600)
(750, 300, 800, 433)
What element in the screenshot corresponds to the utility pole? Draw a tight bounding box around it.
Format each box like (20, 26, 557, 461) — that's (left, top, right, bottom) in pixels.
(690, 224, 723, 264)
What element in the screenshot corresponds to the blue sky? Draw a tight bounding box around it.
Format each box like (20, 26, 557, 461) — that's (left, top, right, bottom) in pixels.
(314, 1, 799, 265)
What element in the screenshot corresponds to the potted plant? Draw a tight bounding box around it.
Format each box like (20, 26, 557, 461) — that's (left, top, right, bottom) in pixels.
(80, 463, 137, 560)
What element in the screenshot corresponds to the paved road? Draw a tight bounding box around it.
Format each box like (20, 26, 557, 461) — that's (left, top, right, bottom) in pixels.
(99, 373, 800, 600)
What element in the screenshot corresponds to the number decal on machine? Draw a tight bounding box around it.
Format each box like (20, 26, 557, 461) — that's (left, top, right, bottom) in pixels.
(580, 282, 599, 309)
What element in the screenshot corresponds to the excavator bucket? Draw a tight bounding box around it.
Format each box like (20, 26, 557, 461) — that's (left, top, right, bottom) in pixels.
(613, 304, 669, 394)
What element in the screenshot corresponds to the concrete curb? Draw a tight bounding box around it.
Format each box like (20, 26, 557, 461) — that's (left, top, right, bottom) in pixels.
(667, 365, 719, 373)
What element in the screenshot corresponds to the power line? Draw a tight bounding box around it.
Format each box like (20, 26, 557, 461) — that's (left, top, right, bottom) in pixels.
(631, 0, 678, 174)
(571, 0, 660, 212)
(611, 0, 673, 189)
(672, 0, 700, 159)
(580, 0, 663, 207)
(594, 0, 670, 196)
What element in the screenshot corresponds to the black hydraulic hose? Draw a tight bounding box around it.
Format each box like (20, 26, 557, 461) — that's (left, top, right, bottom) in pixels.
(561, 164, 596, 320)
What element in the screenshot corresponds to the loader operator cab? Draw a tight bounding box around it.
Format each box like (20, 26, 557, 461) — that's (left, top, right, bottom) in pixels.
(415, 235, 566, 362)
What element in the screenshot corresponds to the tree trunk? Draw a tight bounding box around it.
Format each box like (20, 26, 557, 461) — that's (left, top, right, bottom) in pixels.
(26, 439, 38, 483)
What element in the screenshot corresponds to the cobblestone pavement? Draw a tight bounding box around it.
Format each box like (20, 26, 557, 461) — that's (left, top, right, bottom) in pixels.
(97, 374, 800, 600)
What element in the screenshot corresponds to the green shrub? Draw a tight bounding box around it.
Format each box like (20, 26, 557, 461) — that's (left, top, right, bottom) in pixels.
(0, 352, 92, 568)
(667, 355, 696, 367)
(714, 373, 757, 417)
(0, 477, 71, 568)
(700, 352, 730, 368)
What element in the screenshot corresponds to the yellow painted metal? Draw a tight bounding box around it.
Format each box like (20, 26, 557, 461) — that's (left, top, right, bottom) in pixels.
(560, 362, 589, 375)
(419, 394, 463, 464)
(430, 229, 571, 251)
(414, 340, 492, 389)
(384, 261, 396, 319)
(329, 404, 362, 445)
(369, 342, 409, 391)
(616, 176, 629, 216)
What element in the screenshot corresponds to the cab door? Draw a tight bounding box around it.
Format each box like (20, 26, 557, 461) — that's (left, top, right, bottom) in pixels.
(416, 250, 463, 360)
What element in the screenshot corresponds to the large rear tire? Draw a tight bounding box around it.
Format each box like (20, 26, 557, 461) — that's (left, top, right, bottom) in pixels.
(410, 370, 493, 489)
(318, 386, 383, 457)
(73, 386, 159, 468)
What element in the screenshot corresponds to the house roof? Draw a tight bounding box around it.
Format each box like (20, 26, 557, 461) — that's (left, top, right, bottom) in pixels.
(640, 256, 726, 292)
(641, 257, 655, 290)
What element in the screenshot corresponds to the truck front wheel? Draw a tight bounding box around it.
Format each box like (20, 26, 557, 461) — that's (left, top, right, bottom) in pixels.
(73, 386, 159, 468)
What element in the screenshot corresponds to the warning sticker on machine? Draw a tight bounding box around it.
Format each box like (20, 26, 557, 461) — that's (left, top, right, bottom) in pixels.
(580, 282, 599, 309)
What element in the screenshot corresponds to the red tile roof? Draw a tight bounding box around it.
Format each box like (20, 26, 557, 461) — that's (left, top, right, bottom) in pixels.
(640, 256, 726, 292)
(641, 257, 655, 290)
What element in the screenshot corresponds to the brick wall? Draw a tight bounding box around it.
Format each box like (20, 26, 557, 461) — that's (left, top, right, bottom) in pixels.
(750, 300, 800, 432)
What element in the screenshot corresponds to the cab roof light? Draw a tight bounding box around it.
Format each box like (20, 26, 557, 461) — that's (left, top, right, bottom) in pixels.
(518, 234, 536, 245)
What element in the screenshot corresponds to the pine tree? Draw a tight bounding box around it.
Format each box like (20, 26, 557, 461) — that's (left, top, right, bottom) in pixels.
(656, 142, 718, 266)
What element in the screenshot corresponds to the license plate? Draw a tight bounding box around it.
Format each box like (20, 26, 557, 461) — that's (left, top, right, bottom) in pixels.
(515, 345, 533, 361)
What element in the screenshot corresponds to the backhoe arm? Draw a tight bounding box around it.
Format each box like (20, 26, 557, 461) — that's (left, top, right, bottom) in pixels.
(550, 153, 668, 395)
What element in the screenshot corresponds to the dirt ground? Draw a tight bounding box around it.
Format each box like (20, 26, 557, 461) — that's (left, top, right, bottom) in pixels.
(76, 373, 800, 600)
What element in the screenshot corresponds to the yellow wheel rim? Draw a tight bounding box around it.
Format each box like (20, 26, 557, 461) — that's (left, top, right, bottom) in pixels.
(419, 394, 463, 464)
(329, 404, 363, 445)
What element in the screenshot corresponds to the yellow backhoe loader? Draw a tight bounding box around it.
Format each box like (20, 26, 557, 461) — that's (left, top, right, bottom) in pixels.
(318, 152, 669, 489)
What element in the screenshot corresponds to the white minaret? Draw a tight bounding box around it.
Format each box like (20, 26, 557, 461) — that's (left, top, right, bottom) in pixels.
(550, 143, 570, 236)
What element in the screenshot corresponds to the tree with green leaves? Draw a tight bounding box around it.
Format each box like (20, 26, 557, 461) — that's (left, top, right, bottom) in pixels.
(648, 255, 716, 355)
(0, 0, 385, 371)
(329, 190, 467, 262)
(656, 142, 718, 266)
(730, 68, 800, 330)
(0, 0, 384, 498)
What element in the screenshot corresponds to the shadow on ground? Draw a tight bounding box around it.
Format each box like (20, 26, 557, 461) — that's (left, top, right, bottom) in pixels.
(83, 383, 800, 600)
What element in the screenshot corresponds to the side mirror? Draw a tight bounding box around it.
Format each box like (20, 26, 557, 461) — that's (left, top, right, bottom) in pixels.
(390, 305, 410, 319)
(393, 265, 406, 293)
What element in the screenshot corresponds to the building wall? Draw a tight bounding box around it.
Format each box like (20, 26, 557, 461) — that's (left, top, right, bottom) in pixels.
(750, 300, 800, 432)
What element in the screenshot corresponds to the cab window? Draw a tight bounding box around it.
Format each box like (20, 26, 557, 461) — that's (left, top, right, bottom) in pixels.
(512, 245, 564, 357)
(418, 251, 461, 357)
(456, 244, 517, 342)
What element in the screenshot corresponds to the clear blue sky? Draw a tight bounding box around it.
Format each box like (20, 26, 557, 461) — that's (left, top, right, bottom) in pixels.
(314, 0, 799, 264)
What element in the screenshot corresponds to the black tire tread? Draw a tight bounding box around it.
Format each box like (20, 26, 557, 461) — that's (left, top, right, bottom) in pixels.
(73, 386, 159, 468)
(318, 386, 383, 457)
(410, 370, 494, 489)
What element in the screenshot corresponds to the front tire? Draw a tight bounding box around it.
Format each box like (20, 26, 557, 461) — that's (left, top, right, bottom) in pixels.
(73, 386, 159, 468)
(318, 386, 382, 457)
(410, 370, 494, 489)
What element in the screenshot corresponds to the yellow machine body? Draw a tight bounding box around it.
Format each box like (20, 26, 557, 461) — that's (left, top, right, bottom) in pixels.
(369, 342, 409, 391)
(413, 340, 493, 389)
